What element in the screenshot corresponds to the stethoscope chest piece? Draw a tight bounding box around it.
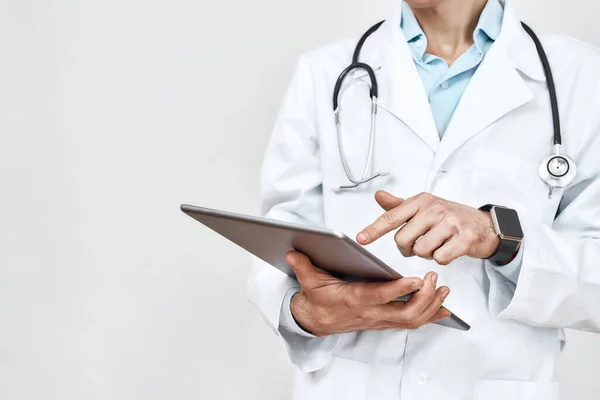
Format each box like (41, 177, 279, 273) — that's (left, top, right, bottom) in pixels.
(539, 146, 577, 198)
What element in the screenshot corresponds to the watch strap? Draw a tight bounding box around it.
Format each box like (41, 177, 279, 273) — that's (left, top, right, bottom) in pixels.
(479, 204, 495, 212)
(479, 204, 521, 266)
(488, 238, 520, 266)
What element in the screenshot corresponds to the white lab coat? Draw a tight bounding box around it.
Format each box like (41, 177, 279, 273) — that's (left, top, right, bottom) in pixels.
(247, 1, 600, 399)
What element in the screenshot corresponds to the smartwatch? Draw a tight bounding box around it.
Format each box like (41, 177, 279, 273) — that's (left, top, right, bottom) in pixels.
(479, 204, 524, 266)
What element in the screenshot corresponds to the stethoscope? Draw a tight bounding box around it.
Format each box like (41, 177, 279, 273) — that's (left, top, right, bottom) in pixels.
(333, 21, 577, 198)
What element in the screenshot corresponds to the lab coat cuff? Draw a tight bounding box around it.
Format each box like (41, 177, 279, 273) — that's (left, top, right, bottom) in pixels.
(279, 287, 317, 338)
(277, 287, 342, 373)
(485, 215, 540, 320)
(485, 242, 524, 285)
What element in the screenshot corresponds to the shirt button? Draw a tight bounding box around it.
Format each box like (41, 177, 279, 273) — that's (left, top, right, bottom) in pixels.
(415, 39, 424, 48)
(441, 81, 449, 89)
(417, 373, 428, 385)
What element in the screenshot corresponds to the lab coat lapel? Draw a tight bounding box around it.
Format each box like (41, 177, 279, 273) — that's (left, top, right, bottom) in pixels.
(374, 8, 441, 154)
(432, 1, 543, 172)
(433, 46, 533, 171)
(357, 0, 544, 164)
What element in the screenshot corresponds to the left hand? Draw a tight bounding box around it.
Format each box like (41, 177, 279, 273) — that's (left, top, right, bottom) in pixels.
(357, 191, 500, 265)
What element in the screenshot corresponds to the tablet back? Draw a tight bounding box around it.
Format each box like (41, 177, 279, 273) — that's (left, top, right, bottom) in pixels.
(180, 204, 400, 282)
(181, 204, 470, 331)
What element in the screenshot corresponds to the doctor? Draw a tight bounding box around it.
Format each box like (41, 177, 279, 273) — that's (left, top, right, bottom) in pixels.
(247, 0, 600, 399)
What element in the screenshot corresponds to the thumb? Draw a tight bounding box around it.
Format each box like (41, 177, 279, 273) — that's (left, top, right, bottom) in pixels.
(349, 277, 423, 306)
(286, 251, 333, 289)
(375, 190, 404, 211)
(286, 251, 312, 276)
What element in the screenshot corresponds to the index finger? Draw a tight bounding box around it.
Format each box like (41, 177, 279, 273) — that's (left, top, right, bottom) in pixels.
(357, 198, 420, 245)
(374, 190, 404, 211)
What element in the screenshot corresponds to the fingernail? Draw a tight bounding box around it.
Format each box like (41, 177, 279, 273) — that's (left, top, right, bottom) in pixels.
(431, 273, 438, 285)
(442, 289, 450, 300)
(410, 281, 422, 291)
(357, 232, 368, 243)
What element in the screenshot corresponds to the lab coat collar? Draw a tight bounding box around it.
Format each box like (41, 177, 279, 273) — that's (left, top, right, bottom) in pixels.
(373, 2, 441, 153)
(497, 0, 547, 82)
(432, 0, 546, 172)
(356, 0, 547, 155)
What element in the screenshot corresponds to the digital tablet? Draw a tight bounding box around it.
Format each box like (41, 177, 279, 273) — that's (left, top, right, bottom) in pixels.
(181, 204, 470, 331)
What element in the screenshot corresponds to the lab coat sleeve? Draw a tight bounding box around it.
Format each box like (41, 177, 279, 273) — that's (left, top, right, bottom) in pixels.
(246, 55, 342, 373)
(488, 95, 600, 333)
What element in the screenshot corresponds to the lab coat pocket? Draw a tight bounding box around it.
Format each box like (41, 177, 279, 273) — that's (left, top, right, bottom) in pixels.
(473, 379, 559, 400)
(294, 355, 370, 400)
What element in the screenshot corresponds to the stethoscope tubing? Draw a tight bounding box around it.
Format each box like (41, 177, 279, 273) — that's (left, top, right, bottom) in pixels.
(520, 22, 562, 146)
(332, 19, 575, 194)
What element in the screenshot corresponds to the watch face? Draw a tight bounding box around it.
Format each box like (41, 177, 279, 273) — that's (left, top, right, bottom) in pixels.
(494, 207, 524, 239)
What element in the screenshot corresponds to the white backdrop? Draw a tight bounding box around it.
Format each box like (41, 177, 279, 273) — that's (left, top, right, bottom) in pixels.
(1, 0, 599, 399)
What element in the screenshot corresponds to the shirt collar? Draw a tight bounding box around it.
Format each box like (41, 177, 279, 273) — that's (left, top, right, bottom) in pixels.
(400, 0, 504, 52)
(475, 0, 503, 46)
(400, 2, 424, 43)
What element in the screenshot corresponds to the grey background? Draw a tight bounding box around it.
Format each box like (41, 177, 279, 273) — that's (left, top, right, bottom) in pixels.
(1, 0, 599, 399)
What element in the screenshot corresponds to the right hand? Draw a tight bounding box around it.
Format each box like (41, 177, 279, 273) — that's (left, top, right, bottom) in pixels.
(286, 251, 451, 337)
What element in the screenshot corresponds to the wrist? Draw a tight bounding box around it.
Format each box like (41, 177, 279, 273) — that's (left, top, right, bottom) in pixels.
(290, 292, 318, 336)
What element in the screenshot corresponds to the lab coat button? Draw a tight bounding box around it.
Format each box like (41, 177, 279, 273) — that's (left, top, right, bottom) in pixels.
(416, 39, 424, 48)
(417, 373, 428, 385)
(441, 81, 449, 89)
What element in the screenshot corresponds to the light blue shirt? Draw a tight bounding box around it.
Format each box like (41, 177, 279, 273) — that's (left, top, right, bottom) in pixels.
(401, 0, 504, 137)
